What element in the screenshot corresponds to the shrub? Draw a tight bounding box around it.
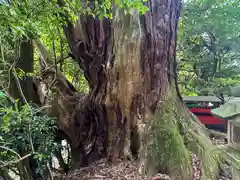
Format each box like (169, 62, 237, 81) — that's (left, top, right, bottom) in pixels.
(0, 91, 59, 179)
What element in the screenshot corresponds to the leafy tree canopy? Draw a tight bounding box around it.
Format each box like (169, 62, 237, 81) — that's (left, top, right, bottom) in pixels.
(178, 0, 240, 96)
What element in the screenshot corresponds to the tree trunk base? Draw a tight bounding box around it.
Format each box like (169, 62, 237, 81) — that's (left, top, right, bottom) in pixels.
(138, 92, 225, 180)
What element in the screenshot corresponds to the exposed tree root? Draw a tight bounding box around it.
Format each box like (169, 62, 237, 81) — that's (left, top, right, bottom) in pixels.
(140, 93, 240, 180)
(208, 130, 227, 140)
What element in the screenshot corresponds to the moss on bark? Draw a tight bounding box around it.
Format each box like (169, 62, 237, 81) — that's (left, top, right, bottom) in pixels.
(139, 89, 229, 180)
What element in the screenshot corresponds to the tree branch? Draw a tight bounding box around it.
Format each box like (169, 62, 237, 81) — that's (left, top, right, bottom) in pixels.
(0, 153, 32, 168)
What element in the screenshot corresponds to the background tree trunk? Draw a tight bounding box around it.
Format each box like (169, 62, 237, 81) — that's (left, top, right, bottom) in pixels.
(9, 39, 40, 104)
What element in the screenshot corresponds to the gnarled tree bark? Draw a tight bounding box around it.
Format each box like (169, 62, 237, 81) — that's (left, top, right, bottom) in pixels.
(35, 0, 225, 179)
(59, 0, 182, 169)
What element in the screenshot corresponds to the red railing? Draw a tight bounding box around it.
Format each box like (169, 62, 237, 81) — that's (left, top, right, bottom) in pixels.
(189, 108, 225, 125)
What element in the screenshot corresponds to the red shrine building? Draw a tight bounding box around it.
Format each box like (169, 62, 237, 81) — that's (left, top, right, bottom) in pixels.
(182, 96, 240, 132)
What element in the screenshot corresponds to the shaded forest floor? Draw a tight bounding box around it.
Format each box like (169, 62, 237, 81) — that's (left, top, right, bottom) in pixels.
(54, 158, 172, 180)
(54, 133, 231, 180)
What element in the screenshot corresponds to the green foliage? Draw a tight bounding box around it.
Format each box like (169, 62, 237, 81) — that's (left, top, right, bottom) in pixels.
(0, 91, 58, 177)
(114, 0, 149, 15)
(0, 0, 148, 43)
(178, 0, 240, 96)
(62, 61, 89, 92)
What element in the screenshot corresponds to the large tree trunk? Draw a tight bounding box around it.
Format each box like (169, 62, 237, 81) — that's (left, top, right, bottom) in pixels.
(61, 0, 182, 169)
(36, 0, 224, 179)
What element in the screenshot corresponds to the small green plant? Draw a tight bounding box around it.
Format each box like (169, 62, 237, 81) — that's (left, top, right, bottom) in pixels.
(0, 91, 59, 179)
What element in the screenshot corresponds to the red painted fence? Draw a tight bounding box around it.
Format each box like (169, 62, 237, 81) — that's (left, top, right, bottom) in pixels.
(190, 108, 225, 125)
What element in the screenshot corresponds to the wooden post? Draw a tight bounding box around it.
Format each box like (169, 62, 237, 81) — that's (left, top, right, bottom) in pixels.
(227, 121, 232, 144)
(232, 117, 240, 145)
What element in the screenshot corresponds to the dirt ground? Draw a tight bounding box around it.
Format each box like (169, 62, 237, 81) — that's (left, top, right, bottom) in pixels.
(54, 133, 231, 180)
